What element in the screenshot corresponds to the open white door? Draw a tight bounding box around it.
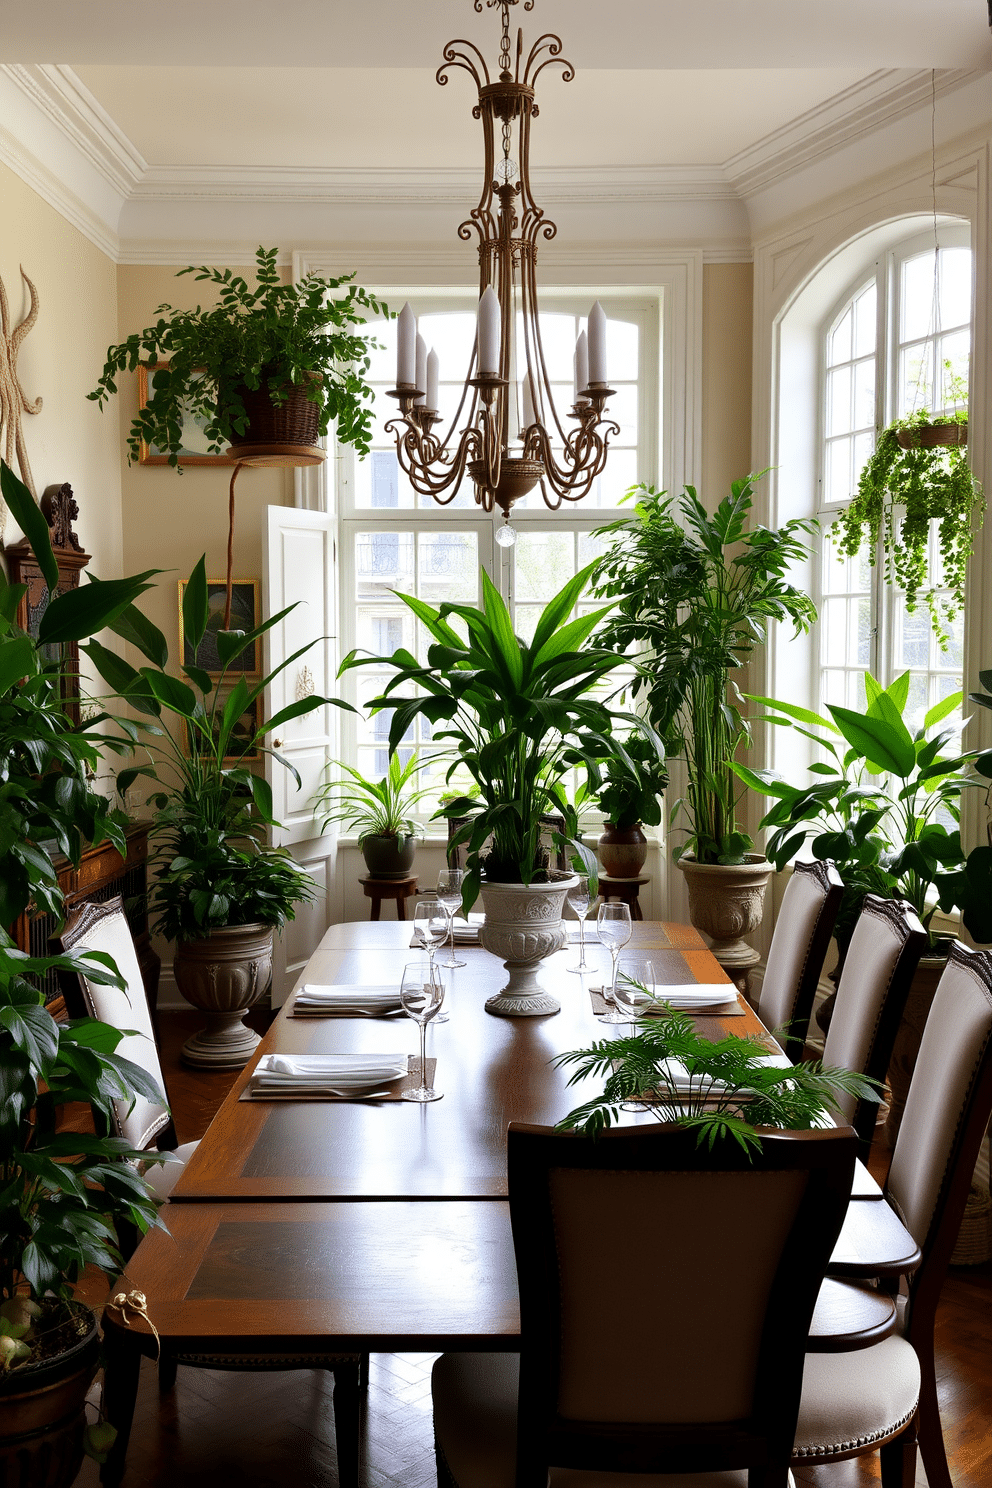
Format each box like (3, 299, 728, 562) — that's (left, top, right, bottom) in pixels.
(263, 505, 338, 1005)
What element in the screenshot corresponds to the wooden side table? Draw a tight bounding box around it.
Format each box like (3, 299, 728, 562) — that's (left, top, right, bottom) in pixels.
(359, 875, 419, 921)
(594, 874, 649, 921)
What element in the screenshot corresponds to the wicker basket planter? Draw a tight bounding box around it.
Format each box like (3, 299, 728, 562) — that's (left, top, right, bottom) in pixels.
(227, 380, 320, 455)
(895, 421, 967, 450)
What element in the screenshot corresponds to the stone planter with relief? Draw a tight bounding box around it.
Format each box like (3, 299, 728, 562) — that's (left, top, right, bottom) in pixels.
(676, 853, 773, 986)
(173, 922, 273, 1069)
(478, 876, 577, 1017)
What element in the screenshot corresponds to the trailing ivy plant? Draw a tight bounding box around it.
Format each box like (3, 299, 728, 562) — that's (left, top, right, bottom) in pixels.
(830, 406, 982, 649)
(89, 246, 388, 467)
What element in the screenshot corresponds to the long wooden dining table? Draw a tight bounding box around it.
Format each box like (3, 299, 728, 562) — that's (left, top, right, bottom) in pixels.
(100, 918, 920, 1481)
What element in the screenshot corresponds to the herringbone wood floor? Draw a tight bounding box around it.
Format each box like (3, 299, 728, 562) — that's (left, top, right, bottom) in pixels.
(74, 1011, 992, 1488)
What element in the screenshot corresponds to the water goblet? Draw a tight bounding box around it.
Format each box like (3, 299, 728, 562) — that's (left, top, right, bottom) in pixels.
(596, 902, 632, 1023)
(413, 898, 450, 1020)
(399, 961, 445, 1103)
(566, 875, 592, 973)
(436, 868, 467, 969)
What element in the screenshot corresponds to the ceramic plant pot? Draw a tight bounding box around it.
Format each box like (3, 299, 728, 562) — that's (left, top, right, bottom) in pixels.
(0, 1302, 99, 1488)
(478, 877, 577, 1017)
(597, 822, 648, 878)
(173, 922, 273, 1070)
(676, 854, 773, 982)
(361, 833, 418, 880)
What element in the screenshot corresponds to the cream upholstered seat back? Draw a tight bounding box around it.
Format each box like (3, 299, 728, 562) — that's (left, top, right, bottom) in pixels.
(59, 896, 170, 1152)
(886, 943, 992, 1253)
(757, 861, 843, 1057)
(821, 895, 926, 1128)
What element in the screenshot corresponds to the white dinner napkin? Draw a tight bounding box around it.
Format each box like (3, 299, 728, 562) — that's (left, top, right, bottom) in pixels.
(646, 983, 738, 1009)
(447, 913, 485, 943)
(652, 1051, 792, 1097)
(295, 983, 402, 1012)
(251, 1052, 409, 1091)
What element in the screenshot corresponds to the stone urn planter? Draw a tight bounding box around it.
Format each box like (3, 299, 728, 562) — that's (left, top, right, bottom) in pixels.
(598, 823, 648, 878)
(676, 854, 773, 987)
(478, 876, 577, 1017)
(0, 1302, 99, 1488)
(173, 922, 274, 1069)
(360, 832, 417, 880)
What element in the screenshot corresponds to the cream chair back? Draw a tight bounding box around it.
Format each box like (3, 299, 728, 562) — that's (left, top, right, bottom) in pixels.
(58, 896, 171, 1151)
(757, 860, 843, 1059)
(821, 895, 926, 1140)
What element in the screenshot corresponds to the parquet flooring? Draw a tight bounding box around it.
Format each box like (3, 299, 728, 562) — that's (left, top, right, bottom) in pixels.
(73, 1011, 991, 1488)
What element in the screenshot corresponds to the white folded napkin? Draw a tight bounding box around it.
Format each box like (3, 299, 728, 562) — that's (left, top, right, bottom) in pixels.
(449, 913, 484, 941)
(295, 983, 402, 1010)
(647, 983, 738, 1007)
(651, 1051, 791, 1097)
(252, 1053, 409, 1089)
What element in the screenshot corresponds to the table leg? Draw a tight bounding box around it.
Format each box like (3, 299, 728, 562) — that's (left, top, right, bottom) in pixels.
(100, 1324, 142, 1486)
(331, 1359, 363, 1488)
(631, 896, 643, 921)
(370, 897, 382, 922)
(397, 897, 407, 921)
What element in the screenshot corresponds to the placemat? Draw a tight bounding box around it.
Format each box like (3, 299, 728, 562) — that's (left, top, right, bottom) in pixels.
(239, 1058, 437, 1102)
(588, 988, 744, 1018)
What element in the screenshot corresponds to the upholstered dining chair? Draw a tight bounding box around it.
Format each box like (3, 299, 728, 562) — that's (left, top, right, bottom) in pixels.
(432, 1121, 858, 1488)
(58, 895, 368, 1488)
(819, 894, 928, 1156)
(57, 895, 198, 1201)
(794, 941, 992, 1488)
(755, 860, 844, 1061)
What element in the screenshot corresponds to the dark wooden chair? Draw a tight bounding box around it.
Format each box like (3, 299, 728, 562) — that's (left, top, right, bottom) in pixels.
(756, 859, 844, 1061)
(432, 1121, 858, 1488)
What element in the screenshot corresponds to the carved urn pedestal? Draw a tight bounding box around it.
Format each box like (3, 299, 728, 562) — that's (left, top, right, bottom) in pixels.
(676, 854, 773, 995)
(173, 923, 273, 1069)
(478, 877, 577, 1017)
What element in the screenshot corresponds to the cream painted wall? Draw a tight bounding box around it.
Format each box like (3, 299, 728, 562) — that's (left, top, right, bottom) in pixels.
(115, 264, 295, 671)
(701, 262, 753, 497)
(0, 160, 122, 574)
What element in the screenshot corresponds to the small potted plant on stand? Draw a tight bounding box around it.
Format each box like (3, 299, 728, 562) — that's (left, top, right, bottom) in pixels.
(589, 476, 818, 984)
(341, 565, 647, 1017)
(593, 731, 668, 879)
(84, 556, 351, 1070)
(313, 750, 432, 879)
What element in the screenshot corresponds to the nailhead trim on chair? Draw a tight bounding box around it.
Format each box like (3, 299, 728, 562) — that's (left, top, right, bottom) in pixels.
(169, 1353, 357, 1369)
(791, 1403, 917, 1458)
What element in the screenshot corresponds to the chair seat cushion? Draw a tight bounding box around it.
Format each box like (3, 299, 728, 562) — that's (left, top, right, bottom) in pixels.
(792, 1335, 920, 1460)
(143, 1140, 200, 1201)
(432, 1353, 791, 1488)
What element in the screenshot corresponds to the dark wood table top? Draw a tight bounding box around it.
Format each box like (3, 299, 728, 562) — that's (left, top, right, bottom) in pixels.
(172, 920, 767, 1202)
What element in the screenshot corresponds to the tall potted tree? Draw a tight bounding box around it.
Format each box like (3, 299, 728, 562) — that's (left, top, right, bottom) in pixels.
(589, 476, 818, 972)
(341, 565, 657, 1016)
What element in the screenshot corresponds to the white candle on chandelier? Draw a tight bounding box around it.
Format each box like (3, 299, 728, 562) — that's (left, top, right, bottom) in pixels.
(587, 300, 607, 386)
(478, 286, 501, 378)
(574, 330, 589, 404)
(415, 333, 428, 406)
(426, 348, 439, 413)
(397, 302, 417, 387)
(521, 369, 536, 430)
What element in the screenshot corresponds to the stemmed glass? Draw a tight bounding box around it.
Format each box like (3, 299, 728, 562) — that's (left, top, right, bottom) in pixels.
(436, 868, 467, 969)
(566, 875, 592, 973)
(399, 961, 444, 1103)
(596, 902, 632, 1023)
(413, 898, 450, 1021)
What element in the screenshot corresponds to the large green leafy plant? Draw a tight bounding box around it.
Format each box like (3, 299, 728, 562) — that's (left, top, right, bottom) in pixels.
(341, 565, 659, 908)
(733, 671, 992, 947)
(0, 462, 164, 1327)
(313, 749, 432, 845)
(590, 477, 818, 864)
(83, 555, 351, 942)
(89, 246, 387, 467)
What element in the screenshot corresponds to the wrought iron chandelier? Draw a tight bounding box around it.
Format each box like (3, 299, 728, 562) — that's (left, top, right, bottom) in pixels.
(387, 0, 618, 544)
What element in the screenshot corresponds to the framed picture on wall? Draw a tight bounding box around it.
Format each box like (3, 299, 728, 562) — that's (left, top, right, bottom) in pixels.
(182, 691, 262, 764)
(137, 362, 237, 466)
(178, 578, 260, 676)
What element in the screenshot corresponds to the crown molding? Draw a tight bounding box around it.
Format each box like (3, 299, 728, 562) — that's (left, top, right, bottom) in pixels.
(0, 115, 119, 259)
(3, 64, 146, 195)
(727, 66, 989, 198)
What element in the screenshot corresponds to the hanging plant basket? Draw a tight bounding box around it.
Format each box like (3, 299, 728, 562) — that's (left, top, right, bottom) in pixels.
(895, 421, 968, 450)
(227, 379, 321, 457)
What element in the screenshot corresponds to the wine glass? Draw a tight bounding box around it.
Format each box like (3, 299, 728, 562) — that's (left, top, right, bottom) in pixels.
(436, 868, 467, 969)
(566, 875, 592, 973)
(399, 961, 444, 1103)
(414, 899, 448, 973)
(614, 961, 655, 1030)
(596, 902, 632, 1023)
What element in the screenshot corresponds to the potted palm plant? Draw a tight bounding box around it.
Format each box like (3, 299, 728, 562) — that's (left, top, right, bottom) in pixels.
(0, 462, 165, 1484)
(589, 475, 818, 964)
(340, 565, 653, 1016)
(313, 750, 432, 879)
(83, 555, 352, 1069)
(89, 246, 387, 466)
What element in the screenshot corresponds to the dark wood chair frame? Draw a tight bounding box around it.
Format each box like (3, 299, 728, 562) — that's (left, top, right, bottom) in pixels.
(769, 859, 845, 1063)
(497, 1122, 858, 1488)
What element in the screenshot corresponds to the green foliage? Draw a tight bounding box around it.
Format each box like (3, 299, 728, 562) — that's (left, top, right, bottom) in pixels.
(84, 554, 354, 943)
(339, 565, 658, 910)
(830, 411, 982, 649)
(313, 749, 432, 845)
(590, 475, 818, 864)
(592, 729, 668, 830)
(734, 672, 992, 947)
(89, 247, 388, 467)
(554, 986, 880, 1154)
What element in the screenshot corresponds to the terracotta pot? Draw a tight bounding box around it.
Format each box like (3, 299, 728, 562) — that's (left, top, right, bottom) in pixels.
(883, 953, 948, 1148)
(478, 876, 576, 1017)
(598, 823, 648, 878)
(0, 1303, 99, 1488)
(675, 854, 773, 982)
(173, 923, 273, 1070)
(361, 833, 417, 880)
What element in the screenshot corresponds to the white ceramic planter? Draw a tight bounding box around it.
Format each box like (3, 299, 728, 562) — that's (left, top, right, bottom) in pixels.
(478, 876, 577, 1016)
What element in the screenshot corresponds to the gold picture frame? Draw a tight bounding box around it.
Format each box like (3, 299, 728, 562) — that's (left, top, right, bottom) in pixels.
(137, 362, 237, 466)
(178, 578, 261, 678)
